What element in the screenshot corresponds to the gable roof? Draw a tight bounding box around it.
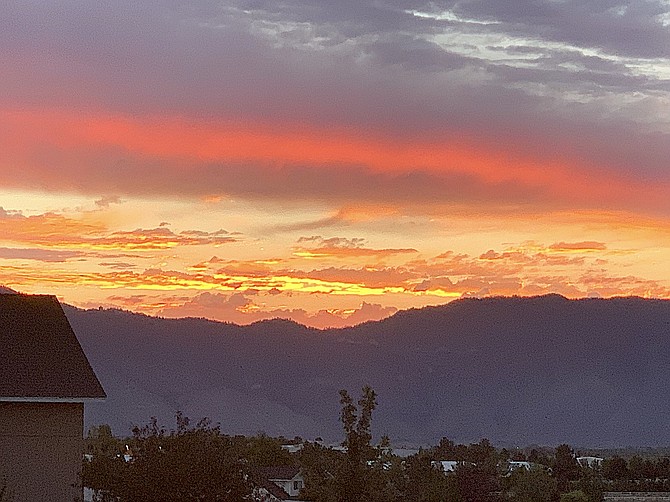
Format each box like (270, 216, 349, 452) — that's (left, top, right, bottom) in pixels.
(257, 466, 302, 481)
(0, 294, 106, 400)
(254, 477, 291, 500)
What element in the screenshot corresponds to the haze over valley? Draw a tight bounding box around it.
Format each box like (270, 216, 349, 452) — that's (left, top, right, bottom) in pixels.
(68, 294, 670, 448)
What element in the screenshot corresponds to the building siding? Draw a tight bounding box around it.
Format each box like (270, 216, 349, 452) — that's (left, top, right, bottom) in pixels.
(0, 402, 84, 501)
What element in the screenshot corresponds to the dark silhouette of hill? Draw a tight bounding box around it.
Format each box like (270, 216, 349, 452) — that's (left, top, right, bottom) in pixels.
(65, 295, 670, 447)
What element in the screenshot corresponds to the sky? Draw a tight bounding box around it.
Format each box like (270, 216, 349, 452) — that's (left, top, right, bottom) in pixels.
(1, 0, 669, 328)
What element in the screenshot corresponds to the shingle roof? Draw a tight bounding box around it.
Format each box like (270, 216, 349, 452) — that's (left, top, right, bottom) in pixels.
(0, 294, 106, 400)
(257, 466, 302, 481)
(255, 477, 291, 500)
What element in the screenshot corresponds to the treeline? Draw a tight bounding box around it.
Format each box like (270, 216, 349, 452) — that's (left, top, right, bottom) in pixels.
(595, 455, 670, 490)
(82, 387, 670, 502)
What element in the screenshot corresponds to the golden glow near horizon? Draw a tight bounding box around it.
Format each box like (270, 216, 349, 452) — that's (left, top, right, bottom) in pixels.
(1, 187, 669, 328)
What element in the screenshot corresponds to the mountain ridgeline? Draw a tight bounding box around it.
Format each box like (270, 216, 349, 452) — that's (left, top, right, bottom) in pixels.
(66, 295, 670, 447)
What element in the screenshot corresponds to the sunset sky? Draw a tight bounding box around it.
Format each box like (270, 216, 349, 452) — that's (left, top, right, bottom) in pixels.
(1, 0, 669, 328)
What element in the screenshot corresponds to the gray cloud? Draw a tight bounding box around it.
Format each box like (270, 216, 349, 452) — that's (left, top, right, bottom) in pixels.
(454, 0, 670, 59)
(1, 0, 668, 201)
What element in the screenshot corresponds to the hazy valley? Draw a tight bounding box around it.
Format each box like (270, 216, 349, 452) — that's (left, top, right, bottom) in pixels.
(67, 294, 670, 448)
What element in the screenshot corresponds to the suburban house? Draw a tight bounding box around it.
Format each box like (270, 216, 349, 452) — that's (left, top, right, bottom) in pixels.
(0, 293, 106, 501)
(432, 459, 546, 476)
(431, 460, 464, 473)
(508, 460, 532, 472)
(577, 456, 604, 468)
(253, 466, 307, 501)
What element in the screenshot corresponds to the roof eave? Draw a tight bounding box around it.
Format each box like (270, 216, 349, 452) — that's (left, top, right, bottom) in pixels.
(0, 396, 106, 403)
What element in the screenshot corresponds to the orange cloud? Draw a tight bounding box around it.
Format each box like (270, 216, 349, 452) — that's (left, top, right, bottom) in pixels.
(95, 228, 238, 250)
(210, 258, 286, 276)
(295, 267, 417, 289)
(293, 236, 417, 260)
(2, 109, 669, 215)
(0, 208, 239, 250)
(0, 208, 104, 244)
(549, 241, 607, 252)
(2, 223, 669, 327)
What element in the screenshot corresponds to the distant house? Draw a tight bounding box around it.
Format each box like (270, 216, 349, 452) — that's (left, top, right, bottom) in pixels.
(254, 466, 306, 501)
(508, 461, 532, 471)
(281, 443, 304, 454)
(577, 456, 604, 468)
(432, 459, 544, 476)
(432, 460, 463, 473)
(0, 294, 106, 501)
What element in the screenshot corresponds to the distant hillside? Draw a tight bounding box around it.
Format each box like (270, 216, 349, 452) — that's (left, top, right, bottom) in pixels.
(66, 295, 670, 447)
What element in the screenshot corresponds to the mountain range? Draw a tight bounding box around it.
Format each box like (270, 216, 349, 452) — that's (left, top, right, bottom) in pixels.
(65, 294, 670, 447)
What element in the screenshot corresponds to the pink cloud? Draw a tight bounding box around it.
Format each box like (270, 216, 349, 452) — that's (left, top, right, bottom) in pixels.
(155, 292, 398, 329)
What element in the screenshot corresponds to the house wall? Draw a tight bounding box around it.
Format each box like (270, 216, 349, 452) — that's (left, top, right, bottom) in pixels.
(0, 402, 84, 502)
(272, 475, 304, 497)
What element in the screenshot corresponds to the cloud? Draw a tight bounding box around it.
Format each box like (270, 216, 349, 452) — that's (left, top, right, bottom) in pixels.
(1, 0, 669, 221)
(103, 228, 239, 249)
(293, 235, 417, 259)
(299, 266, 417, 289)
(549, 241, 607, 252)
(0, 207, 23, 219)
(0, 247, 88, 263)
(579, 271, 670, 298)
(0, 208, 240, 250)
(99, 262, 138, 270)
(452, 0, 670, 59)
(0, 238, 609, 297)
(1, 109, 669, 218)
(94, 195, 122, 208)
(1, 0, 668, 322)
(212, 258, 286, 277)
(0, 209, 106, 245)
(155, 291, 398, 328)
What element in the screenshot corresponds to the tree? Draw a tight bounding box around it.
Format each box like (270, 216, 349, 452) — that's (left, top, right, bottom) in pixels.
(454, 462, 500, 502)
(560, 490, 589, 502)
(575, 465, 605, 502)
(82, 425, 127, 501)
(529, 448, 552, 467)
(297, 441, 341, 502)
(86, 424, 122, 457)
(466, 439, 497, 474)
(402, 454, 457, 502)
(336, 385, 377, 502)
(504, 467, 558, 502)
(434, 438, 459, 460)
(627, 455, 645, 480)
(602, 456, 628, 482)
(84, 414, 252, 502)
(553, 444, 580, 492)
(242, 433, 296, 469)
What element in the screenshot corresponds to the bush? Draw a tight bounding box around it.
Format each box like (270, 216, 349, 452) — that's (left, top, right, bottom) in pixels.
(560, 490, 590, 502)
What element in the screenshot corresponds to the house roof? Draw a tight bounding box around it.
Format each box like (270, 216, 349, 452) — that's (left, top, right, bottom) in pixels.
(255, 477, 291, 500)
(257, 466, 302, 481)
(0, 294, 106, 400)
